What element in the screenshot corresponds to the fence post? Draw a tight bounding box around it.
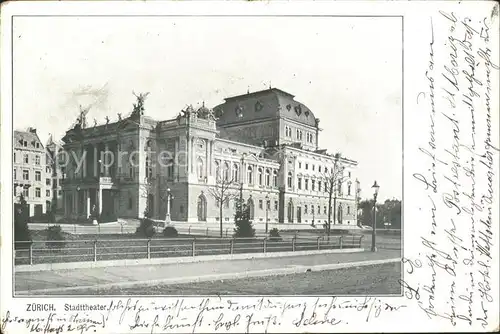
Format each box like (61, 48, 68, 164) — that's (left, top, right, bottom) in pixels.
(230, 239, 234, 255)
(292, 236, 296, 252)
(188, 226, 191, 235)
(93, 240, 97, 262)
(74, 224, 76, 233)
(206, 228, 209, 236)
(121, 224, 124, 234)
(98, 224, 101, 234)
(360, 235, 364, 248)
(192, 238, 196, 257)
(147, 239, 151, 259)
(317, 237, 321, 251)
(29, 242, 33, 265)
(263, 238, 267, 253)
(339, 236, 343, 250)
(225, 228, 228, 237)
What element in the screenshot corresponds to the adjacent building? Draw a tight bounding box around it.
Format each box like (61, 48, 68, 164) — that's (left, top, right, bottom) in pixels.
(13, 128, 49, 217)
(60, 88, 359, 228)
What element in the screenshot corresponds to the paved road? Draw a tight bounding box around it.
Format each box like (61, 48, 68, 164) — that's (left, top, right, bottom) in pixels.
(75, 262, 402, 296)
(16, 249, 400, 295)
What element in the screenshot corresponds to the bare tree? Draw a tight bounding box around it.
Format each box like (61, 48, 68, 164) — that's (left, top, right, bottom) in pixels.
(206, 172, 239, 238)
(322, 153, 350, 237)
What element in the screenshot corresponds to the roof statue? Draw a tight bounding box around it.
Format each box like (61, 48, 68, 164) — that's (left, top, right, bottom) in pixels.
(131, 91, 150, 117)
(181, 104, 195, 117)
(117, 113, 122, 121)
(73, 105, 90, 130)
(105, 116, 110, 126)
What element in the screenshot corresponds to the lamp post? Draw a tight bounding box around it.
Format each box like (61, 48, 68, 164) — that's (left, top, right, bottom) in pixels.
(371, 180, 380, 252)
(265, 194, 269, 235)
(165, 188, 174, 225)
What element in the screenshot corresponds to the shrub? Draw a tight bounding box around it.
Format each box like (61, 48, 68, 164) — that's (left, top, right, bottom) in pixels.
(45, 225, 65, 250)
(268, 228, 282, 242)
(14, 195, 31, 249)
(233, 203, 255, 238)
(135, 218, 156, 238)
(163, 226, 178, 237)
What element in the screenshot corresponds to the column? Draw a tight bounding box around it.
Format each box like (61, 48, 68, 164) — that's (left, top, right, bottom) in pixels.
(98, 188, 103, 215)
(63, 191, 67, 217)
(174, 138, 179, 181)
(205, 140, 209, 178)
(93, 144, 98, 178)
(86, 190, 90, 218)
(82, 146, 87, 178)
(72, 189, 77, 217)
(190, 136, 195, 173)
(104, 143, 109, 176)
(186, 136, 191, 174)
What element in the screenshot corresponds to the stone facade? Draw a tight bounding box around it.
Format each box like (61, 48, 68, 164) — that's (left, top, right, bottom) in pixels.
(13, 128, 49, 217)
(60, 88, 358, 227)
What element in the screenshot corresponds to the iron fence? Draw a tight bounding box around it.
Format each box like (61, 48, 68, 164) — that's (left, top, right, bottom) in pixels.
(14, 235, 364, 266)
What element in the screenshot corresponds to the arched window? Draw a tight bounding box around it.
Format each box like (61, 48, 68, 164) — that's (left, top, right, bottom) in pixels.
(215, 161, 220, 179)
(232, 164, 239, 182)
(197, 194, 207, 221)
(247, 198, 255, 220)
(258, 168, 263, 185)
(273, 170, 278, 187)
(265, 169, 270, 186)
(223, 162, 230, 181)
(247, 166, 253, 184)
(197, 158, 204, 179)
(145, 156, 152, 179)
(287, 172, 293, 188)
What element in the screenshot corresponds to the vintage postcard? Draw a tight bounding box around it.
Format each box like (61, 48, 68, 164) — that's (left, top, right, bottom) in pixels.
(1, 0, 498, 333)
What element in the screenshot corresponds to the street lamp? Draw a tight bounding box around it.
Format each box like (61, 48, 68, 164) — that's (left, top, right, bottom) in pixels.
(371, 180, 380, 252)
(265, 194, 270, 234)
(165, 188, 174, 225)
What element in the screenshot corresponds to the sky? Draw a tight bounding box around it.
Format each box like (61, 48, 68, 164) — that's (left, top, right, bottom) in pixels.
(12, 15, 402, 201)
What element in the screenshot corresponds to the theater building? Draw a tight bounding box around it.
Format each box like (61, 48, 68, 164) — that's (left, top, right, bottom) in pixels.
(60, 88, 358, 228)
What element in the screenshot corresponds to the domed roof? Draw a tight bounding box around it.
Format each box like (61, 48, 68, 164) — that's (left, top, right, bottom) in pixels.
(214, 88, 318, 128)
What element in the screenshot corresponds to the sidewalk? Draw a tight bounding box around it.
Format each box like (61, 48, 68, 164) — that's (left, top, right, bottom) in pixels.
(15, 249, 400, 295)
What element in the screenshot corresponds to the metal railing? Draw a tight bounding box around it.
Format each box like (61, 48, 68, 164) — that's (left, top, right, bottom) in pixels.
(14, 235, 364, 266)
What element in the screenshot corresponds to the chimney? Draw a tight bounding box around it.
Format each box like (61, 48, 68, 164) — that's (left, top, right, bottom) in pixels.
(27, 127, 37, 134)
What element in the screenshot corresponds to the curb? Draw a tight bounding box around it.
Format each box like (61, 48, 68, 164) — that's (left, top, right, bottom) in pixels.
(16, 258, 400, 295)
(16, 248, 366, 272)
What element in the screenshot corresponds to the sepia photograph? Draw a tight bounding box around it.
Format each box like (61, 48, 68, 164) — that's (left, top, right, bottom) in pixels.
(2, 1, 499, 333)
(10, 14, 404, 297)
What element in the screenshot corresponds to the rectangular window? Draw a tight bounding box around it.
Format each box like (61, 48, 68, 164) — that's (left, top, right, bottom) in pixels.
(312, 164, 315, 171)
(23, 170, 29, 180)
(35, 188, 41, 198)
(324, 206, 327, 214)
(259, 200, 263, 209)
(23, 188, 29, 198)
(318, 182, 322, 192)
(304, 205, 308, 214)
(305, 163, 309, 170)
(312, 180, 315, 191)
(128, 197, 133, 209)
(46, 190, 51, 197)
(318, 205, 321, 214)
(318, 166, 321, 173)
(58, 190, 62, 196)
(298, 177, 302, 190)
(129, 166, 134, 179)
(298, 162, 302, 169)
(14, 153, 16, 163)
(305, 179, 309, 190)
(46, 178, 51, 186)
(35, 171, 41, 181)
(274, 200, 278, 211)
(35, 155, 40, 165)
(13, 169, 16, 180)
(24, 154, 29, 163)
